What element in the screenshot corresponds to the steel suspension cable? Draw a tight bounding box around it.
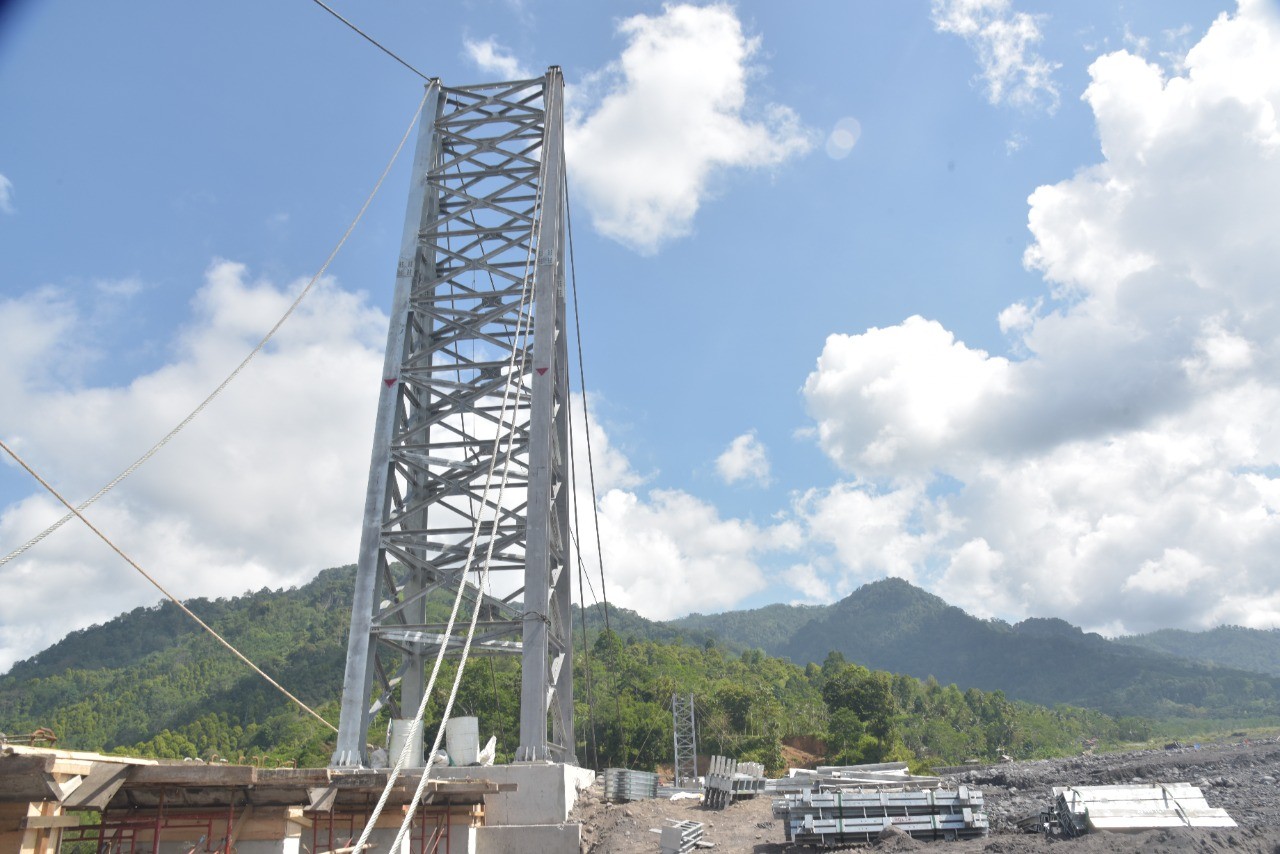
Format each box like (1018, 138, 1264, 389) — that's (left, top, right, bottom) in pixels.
(563, 159, 613, 637)
(1, 91, 431, 569)
(0, 91, 435, 737)
(567, 410, 601, 770)
(305, 0, 430, 81)
(564, 155, 629, 765)
(570, 527, 603, 611)
(0, 438, 337, 733)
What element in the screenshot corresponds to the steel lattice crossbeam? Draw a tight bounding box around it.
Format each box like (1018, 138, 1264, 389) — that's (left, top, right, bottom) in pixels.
(332, 69, 573, 767)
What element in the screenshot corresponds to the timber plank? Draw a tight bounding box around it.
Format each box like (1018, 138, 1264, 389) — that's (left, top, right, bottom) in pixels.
(63, 765, 130, 811)
(20, 815, 80, 830)
(125, 765, 257, 787)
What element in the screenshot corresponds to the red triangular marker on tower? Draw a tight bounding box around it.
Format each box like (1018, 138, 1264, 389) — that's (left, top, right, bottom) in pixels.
(535, 367, 548, 376)
(384, 378, 397, 387)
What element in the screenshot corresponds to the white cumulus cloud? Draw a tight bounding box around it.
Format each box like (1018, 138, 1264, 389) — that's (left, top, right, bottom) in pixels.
(804, 316, 1012, 474)
(932, 0, 1061, 111)
(569, 404, 798, 620)
(797, 1, 1280, 635)
(463, 37, 530, 79)
(565, 3, 813, 253)
(581, 488, 777, 619)
(0, 262, 388, 669)
(0, 267, 798, 668)
(716, 431, 770, 486)
(795, 480, 952, 590)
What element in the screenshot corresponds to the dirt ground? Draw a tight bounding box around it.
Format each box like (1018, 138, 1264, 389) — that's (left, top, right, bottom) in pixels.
(570, 738, 1280, 853)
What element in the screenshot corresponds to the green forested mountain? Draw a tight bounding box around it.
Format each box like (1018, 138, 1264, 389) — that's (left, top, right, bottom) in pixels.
(773, 578, 1280, 719)
(671, 578, 1280, 721)
(671, 602, 824, 651)
(0, 566, 355, 765)
(1116, 625, 1280, 678)
(0, 565, 1152, 773)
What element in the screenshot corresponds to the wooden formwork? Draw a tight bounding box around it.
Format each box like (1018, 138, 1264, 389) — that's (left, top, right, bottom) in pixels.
(0, 745, 506, 854)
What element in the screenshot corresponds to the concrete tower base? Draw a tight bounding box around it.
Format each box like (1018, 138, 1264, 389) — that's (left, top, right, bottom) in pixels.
(436, 763, 596, 854)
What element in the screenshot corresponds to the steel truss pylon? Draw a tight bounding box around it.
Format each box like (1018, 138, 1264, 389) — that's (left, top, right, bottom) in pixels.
(672, 694, 698, 787)
(331, 68, 573, 767)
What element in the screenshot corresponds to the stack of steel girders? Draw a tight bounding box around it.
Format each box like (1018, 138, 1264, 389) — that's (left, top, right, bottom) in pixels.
(603, 767, 659, 802)
(732, 773, 768, 799)
(778, 762, 942, 792)
(704, 755, 738, 809)
(774, 787, 990, 845)
(658, 820, 705, 854)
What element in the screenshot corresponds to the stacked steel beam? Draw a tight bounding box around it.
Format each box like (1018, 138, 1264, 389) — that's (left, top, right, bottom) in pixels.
(602, 768, 658, 803)
(658, 820, 705, 854)
(731, 763, 768, 799)
(774, 787, 990, 846)
(703, 755, 737, 809)
(778, 762, 942, 792)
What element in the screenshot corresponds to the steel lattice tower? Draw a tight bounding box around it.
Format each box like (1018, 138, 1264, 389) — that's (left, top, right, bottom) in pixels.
(332, 69, 573, 767)
(672, 693, 698, 787)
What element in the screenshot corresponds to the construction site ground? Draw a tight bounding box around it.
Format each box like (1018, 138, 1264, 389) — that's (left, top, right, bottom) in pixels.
(570, 738, 1280, 852)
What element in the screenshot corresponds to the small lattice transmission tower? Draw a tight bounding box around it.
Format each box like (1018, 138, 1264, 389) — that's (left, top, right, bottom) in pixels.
(672, 693, 698, 787)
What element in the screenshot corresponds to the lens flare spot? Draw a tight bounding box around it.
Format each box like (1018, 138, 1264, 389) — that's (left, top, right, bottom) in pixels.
(825, 117, 862, 159)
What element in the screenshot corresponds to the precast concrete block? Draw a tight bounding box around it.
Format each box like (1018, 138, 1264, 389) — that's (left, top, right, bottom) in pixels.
(475, 823, 580, 854)
(436, 763, 595, 826)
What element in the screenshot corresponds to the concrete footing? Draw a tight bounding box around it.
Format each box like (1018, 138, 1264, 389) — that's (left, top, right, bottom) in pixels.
(437, 763, 595, 854)
(436, 763, 595, 824)
(475, 823, 579, 854)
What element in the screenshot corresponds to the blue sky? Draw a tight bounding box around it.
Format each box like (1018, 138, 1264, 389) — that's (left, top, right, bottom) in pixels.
(2, 0, 1277, 669)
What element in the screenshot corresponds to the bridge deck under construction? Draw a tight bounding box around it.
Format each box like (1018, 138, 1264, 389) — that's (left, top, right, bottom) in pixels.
(1, 745, 510, 854)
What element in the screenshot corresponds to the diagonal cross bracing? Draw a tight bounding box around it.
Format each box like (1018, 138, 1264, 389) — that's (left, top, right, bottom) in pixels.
(332, 69, 574, 767)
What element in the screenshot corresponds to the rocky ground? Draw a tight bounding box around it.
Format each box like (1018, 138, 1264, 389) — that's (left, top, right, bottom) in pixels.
(570, 738, 1280, 853)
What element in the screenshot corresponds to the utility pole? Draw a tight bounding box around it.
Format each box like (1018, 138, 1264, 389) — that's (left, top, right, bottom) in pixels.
(332, 69, 573, 768)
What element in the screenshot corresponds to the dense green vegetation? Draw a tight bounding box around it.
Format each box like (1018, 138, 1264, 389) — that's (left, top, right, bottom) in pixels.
(673, 602, 824, 653)
(573, 637, 1142, 774)
(4, 566, 1277, 774)
(0, 566, 355, 767)
(0, 565, 1154, 772)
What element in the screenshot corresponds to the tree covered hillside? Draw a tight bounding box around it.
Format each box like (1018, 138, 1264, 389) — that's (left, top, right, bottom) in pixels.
(672, 579, 1280, 721)
(1, 565, 1147, 772)
(671, 602, 824, 651)
(1117, 626, 1280, 678)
